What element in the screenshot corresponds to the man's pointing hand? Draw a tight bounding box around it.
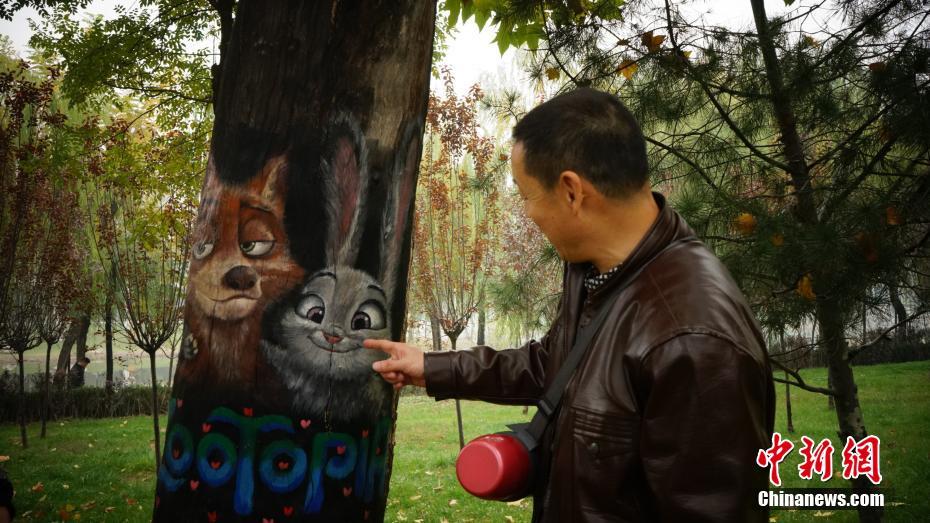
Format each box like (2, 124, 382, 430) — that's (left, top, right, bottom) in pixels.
(363, 339, 426, 390)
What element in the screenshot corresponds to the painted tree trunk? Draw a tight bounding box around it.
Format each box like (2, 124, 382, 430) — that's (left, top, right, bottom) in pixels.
(155, 2, 434, 521)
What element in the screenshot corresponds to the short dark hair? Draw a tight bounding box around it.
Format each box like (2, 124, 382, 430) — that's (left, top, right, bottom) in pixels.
(512, 88, 648, 198)
(80, 357, 91, 364)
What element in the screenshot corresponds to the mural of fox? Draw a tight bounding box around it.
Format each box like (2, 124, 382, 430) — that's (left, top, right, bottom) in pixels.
(175, 154, 304, 393)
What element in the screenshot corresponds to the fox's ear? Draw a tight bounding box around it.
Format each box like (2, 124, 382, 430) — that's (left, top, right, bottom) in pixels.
(193, 155, 224, 242)
(380, 121, 420, 306)
(321, 113, 368, 267)
(256, 155, 289, 210)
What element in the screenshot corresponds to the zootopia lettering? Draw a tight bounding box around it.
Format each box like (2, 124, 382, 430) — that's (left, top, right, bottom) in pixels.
(157, 404, 391, 516)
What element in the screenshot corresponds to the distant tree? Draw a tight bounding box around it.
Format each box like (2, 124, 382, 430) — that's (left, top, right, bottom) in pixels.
(0, 59, 74, 448)
(411, 69, 505, 447)
(82, 115, 199, 469)
(487, 189, 562, 346)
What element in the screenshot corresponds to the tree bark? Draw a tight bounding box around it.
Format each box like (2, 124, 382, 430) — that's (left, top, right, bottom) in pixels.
(17, 351, 27, 448)
(158, 2, 435, 520)
(41, 340, 52, 438)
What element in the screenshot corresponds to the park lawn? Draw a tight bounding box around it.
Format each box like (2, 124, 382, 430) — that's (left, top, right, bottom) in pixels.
(0, 360, 927, 522)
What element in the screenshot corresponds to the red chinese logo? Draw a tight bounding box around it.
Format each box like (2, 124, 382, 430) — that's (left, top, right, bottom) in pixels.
(797, 436, 834, 481)
(756, 432, 795, 486)
(841, 435, 882, 485)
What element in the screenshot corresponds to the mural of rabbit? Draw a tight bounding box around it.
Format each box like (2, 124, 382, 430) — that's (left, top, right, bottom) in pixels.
(262, 113, 419, 424)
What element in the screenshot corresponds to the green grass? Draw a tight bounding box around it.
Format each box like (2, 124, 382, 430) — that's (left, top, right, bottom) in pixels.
(1, 360, 928, 522)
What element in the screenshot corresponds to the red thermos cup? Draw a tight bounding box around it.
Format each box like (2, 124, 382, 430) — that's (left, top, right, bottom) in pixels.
(456, 432, 534, 501)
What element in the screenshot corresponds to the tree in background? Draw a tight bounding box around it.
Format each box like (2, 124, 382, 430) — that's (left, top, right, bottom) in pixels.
(411, 69, 504, 448)
(82, 115, 198, 468)
(0, 59, 79, 447)
(446, 1, 928, 518)
(488, 189, 562, 346)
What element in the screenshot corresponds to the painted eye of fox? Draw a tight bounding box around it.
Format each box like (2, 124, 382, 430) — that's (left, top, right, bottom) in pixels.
(352, 300, 386, 331)
(193, 241, 214, 260)
(296, 294, 325, 323)
(240, 240, 275, 257)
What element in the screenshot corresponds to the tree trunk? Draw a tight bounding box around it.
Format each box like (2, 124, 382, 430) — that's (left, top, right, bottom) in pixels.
(158, 2, 435, 520)
(17, 351, 27, 448)
(818, 299, 883, 522)
(56, 313, 90, 381)
(449, 333, 466, 449)
(41, 340, 52, 438)
(104, 300, 114, 394)
(430, 313, 442, 351)
(166, 341, 176, 389)
(477, 303, 486, 346)
(750, 1, 879, 517)
(784, 369, 794, 434)
(888, 284, 908, 339)
(149, 350, 161, 471)
(779, 330, 794, 433)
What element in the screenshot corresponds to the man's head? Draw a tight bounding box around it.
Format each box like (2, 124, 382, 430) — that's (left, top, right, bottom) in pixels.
(510, 88, 653, 264)
(78, 357, 90, 367)
(512, 87, 648, 199)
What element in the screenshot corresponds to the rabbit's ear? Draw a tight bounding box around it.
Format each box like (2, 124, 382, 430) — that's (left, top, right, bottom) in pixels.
(380, 122, 420, 304)
(321, 113, 368, 267)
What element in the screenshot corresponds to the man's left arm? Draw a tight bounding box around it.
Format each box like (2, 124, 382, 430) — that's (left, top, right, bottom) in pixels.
(638, 333, 773, 522)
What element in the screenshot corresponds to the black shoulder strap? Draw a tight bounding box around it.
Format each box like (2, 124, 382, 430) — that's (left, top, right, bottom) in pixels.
(512, 237, 694, 450)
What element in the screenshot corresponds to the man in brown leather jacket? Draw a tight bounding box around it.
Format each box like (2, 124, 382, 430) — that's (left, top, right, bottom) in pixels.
(365, 88, 775, 522)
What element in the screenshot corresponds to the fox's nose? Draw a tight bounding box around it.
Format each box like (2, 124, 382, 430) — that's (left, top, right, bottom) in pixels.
(223, 265, 257, 291)
(324, 333, 343, 345)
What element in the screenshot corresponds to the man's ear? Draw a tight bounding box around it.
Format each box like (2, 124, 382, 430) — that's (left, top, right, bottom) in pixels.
(558, 170, 586, 213)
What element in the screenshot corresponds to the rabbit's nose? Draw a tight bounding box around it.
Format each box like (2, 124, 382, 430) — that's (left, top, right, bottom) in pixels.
(324, 333, 343, 344)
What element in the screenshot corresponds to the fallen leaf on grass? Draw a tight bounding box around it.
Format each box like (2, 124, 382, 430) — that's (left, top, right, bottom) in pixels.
(104, 507, 116, 513)
(449, 499, 458, 506)
(506, 500, 525, 507)
(813, 511, 834, 517)
(505, 516, 515, 522)
(31, 482, 44, 493)
(0, 455, 9, 462)
(408, 495, 422, 501)
(62, 484, 70, 489)
(81, 501, 96, 510)
(125, 497, 138, 506)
